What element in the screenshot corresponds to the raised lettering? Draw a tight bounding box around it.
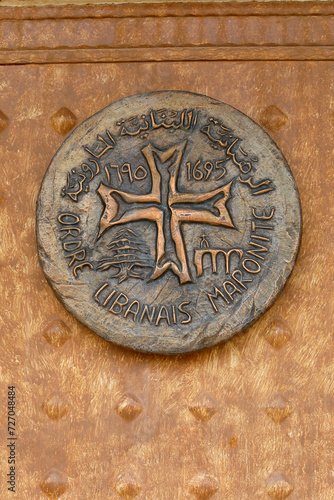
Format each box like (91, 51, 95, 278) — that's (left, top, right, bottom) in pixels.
(246, 241, 269, 261)
(63, 240, 82, 252)
(58, 213, 80, 225)
(252, 207, 275, 220)
(124, 300, 140, 321)
(59, 227, 82, 239)
(251, 221, 273, 232)
(207, 286, 230, 312)
(94, 283, 108, 303)
(102, 289, 116, 307)
(223, 281, 242, 301)
(73, 262, 93, 277)
(155, 306, 171, 326)
(67, 249, 86, 267)
(139, 305, 156, 324)
(109, 293, 129, 315)
(242, 258, 261, 274)
(178, 301, 192, 324)
(232, 270, 252, 289)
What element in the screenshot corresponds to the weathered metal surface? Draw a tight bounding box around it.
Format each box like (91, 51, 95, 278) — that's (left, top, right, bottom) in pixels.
(36, 91, 301, 354)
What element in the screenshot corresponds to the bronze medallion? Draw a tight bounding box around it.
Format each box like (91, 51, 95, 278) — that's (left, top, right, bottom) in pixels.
(37, 91, 301, 354)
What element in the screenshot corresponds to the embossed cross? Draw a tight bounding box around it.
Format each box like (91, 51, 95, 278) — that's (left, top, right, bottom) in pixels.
(97, 141, 234, 284)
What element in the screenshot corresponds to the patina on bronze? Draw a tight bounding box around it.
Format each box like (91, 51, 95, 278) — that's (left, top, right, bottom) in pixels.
(37, 91, 301, 354)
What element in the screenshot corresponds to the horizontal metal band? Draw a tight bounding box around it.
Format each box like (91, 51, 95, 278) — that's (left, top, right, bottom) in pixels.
(1, 46, 334, 65)
(0, 2, 334, 21)
(0, 3, 334, 64)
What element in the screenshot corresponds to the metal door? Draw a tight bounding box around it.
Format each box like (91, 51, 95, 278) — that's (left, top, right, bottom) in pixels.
(0, 2, 333, 498)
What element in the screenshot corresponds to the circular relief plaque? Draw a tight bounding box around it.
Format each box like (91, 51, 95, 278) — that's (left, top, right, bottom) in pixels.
(37, 91, 301, 354)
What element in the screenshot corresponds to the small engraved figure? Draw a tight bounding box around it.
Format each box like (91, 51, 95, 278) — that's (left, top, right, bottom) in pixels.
(200, 233, 210, 248)
(97, 228, 154, 283)
(194, 236, 243, 276)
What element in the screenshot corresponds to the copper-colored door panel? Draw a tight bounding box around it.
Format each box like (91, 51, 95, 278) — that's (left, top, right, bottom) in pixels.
(0, 3, 333, 499)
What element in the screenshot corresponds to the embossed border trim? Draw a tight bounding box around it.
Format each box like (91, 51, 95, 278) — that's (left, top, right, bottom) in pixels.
(1, 2, 334, 20)
(0, 2, 334, 64)
(1, 47, 334, 65)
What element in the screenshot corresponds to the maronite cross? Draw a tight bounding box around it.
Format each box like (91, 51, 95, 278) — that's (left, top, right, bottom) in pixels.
(97, 141, 235, 284)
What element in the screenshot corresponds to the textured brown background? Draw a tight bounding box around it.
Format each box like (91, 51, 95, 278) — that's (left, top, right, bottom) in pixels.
(0, 2, 333, 499)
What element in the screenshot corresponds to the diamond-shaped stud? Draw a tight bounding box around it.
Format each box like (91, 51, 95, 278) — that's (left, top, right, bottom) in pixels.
(115, 393, 144, 422)
(259, 105, 288, 132)
(189, 392, 219, 422)
(265, 471, 294, 499)
(43, 320, 72, 348)
(263, 319, 292, 349)
(114, 471, 142, 498)
(42, 394, 70, 421)
(40, 468, 68, 498)
(188, 471, 219, 499)
(230, 436, 238, 448)
(50, 107, 77, 135)
(265, 393, 293, 423)
(0, 110, 9, 133)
